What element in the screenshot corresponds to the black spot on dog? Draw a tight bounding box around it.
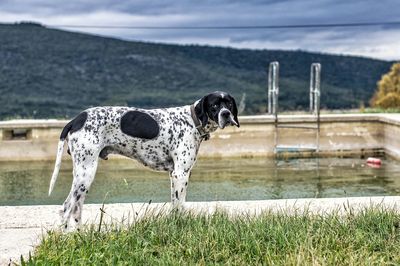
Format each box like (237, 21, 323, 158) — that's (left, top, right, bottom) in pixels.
(60, 112, 88, 140)
(121, 111, 160, 139)
(175, 190, 179, 200)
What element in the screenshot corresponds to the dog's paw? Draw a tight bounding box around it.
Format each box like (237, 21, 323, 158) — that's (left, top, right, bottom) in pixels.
(171, 201, 189, 213)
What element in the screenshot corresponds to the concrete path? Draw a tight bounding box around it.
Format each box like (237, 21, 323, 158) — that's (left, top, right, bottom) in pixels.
(1, 196, 400, 265)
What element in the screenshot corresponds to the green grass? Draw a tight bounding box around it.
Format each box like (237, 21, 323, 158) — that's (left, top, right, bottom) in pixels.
(24, 208, 400, 265)
(361, 107, 400, 113)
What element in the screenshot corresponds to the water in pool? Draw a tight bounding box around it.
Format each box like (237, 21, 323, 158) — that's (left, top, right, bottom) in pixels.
(0, 157, 399, 206)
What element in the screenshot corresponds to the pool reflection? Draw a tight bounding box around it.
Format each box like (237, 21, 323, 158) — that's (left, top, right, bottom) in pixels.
(0, 157, 399, 206)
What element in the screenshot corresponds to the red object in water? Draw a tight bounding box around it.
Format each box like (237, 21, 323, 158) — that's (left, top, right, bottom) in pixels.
(366, 157, 382, 167)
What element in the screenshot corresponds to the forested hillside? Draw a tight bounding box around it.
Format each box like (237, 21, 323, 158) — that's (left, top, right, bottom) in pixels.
(0, 22, 393, 119)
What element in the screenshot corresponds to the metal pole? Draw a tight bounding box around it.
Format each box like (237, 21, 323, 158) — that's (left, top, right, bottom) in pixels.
(314, 64, 321, 115)
(273, 62, 279, 115)
(310, 63, 321, 152)
(267, 61, 279, 154)
(267, 61, 279, 115)
(310, 63, 321, 115)
(316, 64, 321, 153)
(268, 65, 272, 114)
(310, 65, 314, 113)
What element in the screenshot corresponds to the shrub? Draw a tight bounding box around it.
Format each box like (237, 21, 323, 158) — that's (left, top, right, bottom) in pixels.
(371, 62, 400, 108)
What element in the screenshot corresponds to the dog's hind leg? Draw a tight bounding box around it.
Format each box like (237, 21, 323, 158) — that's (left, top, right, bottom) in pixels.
(60, 149, 99, 231)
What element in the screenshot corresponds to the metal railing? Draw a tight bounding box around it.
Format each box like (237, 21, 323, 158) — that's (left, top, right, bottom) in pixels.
(310, 63, 321, 115)
(268, 61, 321, 156)
(267, 61, 279, 116)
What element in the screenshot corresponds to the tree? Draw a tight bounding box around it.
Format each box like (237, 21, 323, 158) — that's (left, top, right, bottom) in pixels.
(370, 63, 400, 108)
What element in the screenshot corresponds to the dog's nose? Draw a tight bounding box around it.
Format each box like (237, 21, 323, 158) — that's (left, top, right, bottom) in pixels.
(221, 110, 230, 118)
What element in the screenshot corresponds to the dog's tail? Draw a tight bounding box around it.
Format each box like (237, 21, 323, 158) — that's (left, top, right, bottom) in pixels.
(49, 112, 87, 196)
(48, 120, 73, 195)
(48, 139, 66, 196)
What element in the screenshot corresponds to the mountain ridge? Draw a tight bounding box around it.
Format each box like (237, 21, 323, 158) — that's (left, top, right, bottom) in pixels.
(0, 22, 393, 119)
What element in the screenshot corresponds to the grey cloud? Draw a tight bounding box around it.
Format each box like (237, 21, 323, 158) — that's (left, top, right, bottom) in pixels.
(0, 0, 399, 60)
(1, 0, 398, 21)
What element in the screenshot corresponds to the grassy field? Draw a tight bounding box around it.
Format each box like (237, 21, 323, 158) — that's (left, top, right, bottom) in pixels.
(24, 208, 400, 265)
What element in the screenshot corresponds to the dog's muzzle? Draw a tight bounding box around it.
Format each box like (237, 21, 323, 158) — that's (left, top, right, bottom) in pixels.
(218, 108, 238, 129)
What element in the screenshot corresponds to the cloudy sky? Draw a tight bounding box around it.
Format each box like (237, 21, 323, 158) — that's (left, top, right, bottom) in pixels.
(0, 0, 399, 61)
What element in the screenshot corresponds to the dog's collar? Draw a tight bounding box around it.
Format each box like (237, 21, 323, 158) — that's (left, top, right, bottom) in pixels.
(190, 104, 210, 141)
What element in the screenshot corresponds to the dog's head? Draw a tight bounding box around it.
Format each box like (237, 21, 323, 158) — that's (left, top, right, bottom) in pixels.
(195, 91, 240, 129)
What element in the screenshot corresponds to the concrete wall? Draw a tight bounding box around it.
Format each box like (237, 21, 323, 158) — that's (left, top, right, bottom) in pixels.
(0, 114, 398, 161)
(200, 114, 390, 158)
(382, 115, 400, 159)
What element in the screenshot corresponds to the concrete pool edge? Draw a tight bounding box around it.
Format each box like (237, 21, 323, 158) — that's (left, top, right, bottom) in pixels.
(1, 113, 400, 160)
(2, 196, 400, 264)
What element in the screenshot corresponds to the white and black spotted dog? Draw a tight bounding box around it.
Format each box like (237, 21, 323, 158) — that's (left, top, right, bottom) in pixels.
(48, 91, 239, 230)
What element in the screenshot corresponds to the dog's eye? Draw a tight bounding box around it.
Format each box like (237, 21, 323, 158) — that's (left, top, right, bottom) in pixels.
(212, 104, 218, 109)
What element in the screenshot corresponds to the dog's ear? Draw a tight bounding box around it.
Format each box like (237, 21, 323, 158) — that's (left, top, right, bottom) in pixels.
(195, 95, 209, 126)
(231, 97, 240, 127)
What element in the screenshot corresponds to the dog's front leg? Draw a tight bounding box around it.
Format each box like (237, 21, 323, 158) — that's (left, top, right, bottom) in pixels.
(169, 169, 190, 208)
